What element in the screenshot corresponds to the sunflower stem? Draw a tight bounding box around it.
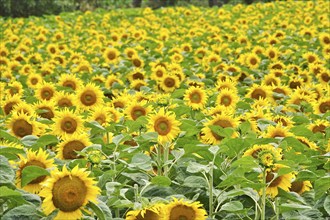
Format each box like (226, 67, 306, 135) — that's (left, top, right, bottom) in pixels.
(163, 142, 170, 177)
(275, 197, 280, 220)
(208, 161, 214, 218)
(156, 144, 162, 176)
(261, 168, 267, 220)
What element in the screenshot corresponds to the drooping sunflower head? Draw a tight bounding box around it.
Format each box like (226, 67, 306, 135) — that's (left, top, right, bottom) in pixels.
(57, 133, 92, 160)
(261, 164, 295, 198)
(16, 148, 55, 194)
(33, 100, 56, 120)
(8, 112, 40, 138)
(289, 180, 312, 195)
(308, 119, 329, 134)
(147, 108, 181, 144)
(124, 100, 152, 121)
(201, 114, 239, 145)
(52, 108, 84, 137)
(243, 144, 282, 167)
(76, 83, 104, 110)
(40, 166, 100, 220)
(183, 86, 208, 110)
(164, 198, 207, 220)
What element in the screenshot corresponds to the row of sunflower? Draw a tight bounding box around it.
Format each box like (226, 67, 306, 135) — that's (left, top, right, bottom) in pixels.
(0, 0, 329, 219)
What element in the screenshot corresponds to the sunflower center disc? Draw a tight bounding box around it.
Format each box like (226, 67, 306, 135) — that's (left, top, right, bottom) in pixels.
(52, 176, 87, 212)
(63, 140, 86, 159)
(107, 52, 116, 60)
(165, 78, 175, 87)
(63, 81, 76, 90)
(154, 118, 170, 135)
(132, 108, 145, 120)
(13, 119, 33, 138)
(170, 205, 195, 220)
(221, 96, 231, 106)
(319, 102, 330, 113)
(190, 93, 201, 103)
(81, 91, 96, 106)
(61, 117, 77, 134)
(289, 181, 304, 193)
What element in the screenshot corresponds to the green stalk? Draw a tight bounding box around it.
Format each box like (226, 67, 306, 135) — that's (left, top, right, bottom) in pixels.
(157, 144, 162, 176)
(261, 168, 267, 220)
(163, 142, 170, 177)
(209, 162, 214, 218)
(275, 197, 280, 220)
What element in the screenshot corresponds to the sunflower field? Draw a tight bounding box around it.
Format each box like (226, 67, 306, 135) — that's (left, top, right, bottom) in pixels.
(0, 0, 330, 219)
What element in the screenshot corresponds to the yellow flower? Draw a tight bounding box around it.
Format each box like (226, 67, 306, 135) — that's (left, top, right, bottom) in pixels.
(159, 74, 180, 93)
(57, 133, 92, 160)
(8, 112, 40, 138)
(57, 73, 83, 91)
(103, 47, 120, 64)
(243, 144, 282, 167)
(2, 94, 22, 115)
(16, 149, 54, 194)
(164, 198, 207, 220)
(216, 88, 239, 108)
(184, 87, 208, 110)
(75, 83, 104, 110)
(147, 108, 181, 144)
(40, 166, 100, 220)
(35, 81, 56, 101)
(52, 109, 84, 137)
(126, 204, 166, 220)
(124, 100, 152, 121)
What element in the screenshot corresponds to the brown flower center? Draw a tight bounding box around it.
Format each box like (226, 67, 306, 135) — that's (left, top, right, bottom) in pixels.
(13, 119, 33, 138)
(211, 119, 233, 140)
(52, 176, 87, 212)
(80, 90, 97, 106)
(133, 72, 144, 80)
(289, 81, 301, 89)
(321, 73, 330, 82)
(62, 80, 76, 90)
(21, 160, 46, 184)
(131, 106, 146, 120)
(319, 101, 330, 113)
(63, 140, 86, 159)
(60, 117, 77, 134)
(4, 101, 17, 115)
(132, 59, 142, 68)
(266, 172, 282, 187)
(323, 36, 330, 44)
(58, 98, 73, 107)
(312, 125, 325, 133)
(154, 117, 171, 135)
(38, 107, 54, 119)
(107, 51, 116, 60)
(269, 51, 275, 59)
(250, 57, 257, 65)
(170, 205, 196, 220)
(289, 181, 304, 193)
(164, 77, 175, 88)
(220, 95, 232, 106)
(41, 88, 54, 100)
(251, 88, 266, 99)
(31, 78, 39, 85)
(189, 92, 202, 103)
(136, 209, 159, 220)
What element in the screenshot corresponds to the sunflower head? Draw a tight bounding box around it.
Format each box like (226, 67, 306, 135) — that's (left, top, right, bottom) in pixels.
(76, 83, 104, 110)
(57, 133, 92, 160)
(8, 112, 40, 138)
(126, 204, 166, 220)
(243, 144, 282, 167)
(52, 109, 84, 137)
(164, 198, 207, 220)
(40, 166, 100, 220)
(184, 87, 208, 110)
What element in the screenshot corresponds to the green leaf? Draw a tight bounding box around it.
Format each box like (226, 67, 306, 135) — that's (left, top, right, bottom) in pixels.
(0, 147, 25, 160)
(21, 166, 50, 187)
(21, 135, 38, 147)
(179, 119, 200, 137)
(87, 201, 112, 220)
(171, 149, 184, 160)
(296, 170, 319, 181)
(0, 155, 15, 185)
(290, 125, 314, 138)
(187, 161, 210, 173)
(0, 130, 21, 144)
(314, 176, 330, 200)
(2, 204, 41, 220)
(31, 134, 58, 149)
(220, 201, 244, 212)
(324, 195, 330, 216)
(0, 186, 26, 205)
(151, 176, 171, 187)
(183, 176, 207, 188)
(129, 153, 152, 171)
(279, 203, 312, 213)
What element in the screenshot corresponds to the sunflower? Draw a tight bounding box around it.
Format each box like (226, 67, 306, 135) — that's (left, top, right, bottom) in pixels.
(286, 92, 313, 112)
(52, 109, 84, 137)
(271, 84, 291, 101)
(308, 119, 329, 134)
(130, 79, 147, 91)
(262, 123, 293, 139)
(264, 46, 279, 61)
(271, 115, 293, 128)
(313, 97, 330, 114)
(183, 87, 208, 110)
(131, 55, 144, 68)
(76, 83, 104, 110)
(124, 47, 138, 59)
(53, 91, 74, 108)
(124, 100, 152, 121)
(12, 102, 34, 116)
(103, 47, 120, 64)
(57, 74, 83, 91)
(201, 114, 238, 145)
(243, 144, 282, 167)
(289, 180, 312, 195)
(215, 77, 237, 92)
(16, 149, 54, 194)
(126, 204, 166, 220)
(147, 108, 181, 144)
(128, 68, 146, 82)
(319, 32, 330, 46)
(6, 81, 23, 97)
(216, 88, 239, 108)
(245, 53, 260, 69)
(263, 73, 280, 86)
(34, 100, 56, 120)
(317, 70, 330, 85)
(8, 112, 40, 138)
(159, 74, 180, 93)
(245, 84, 272, 101)
(2, 94, 22, 115)
(302, 52, 319, 64)
(164, 198, 207, 220)
(57, 133, 92, 160)
(296, 136, 318, 151)
(262, 164, 295, 198)
(111, 96, 128, 109)
(89, 107, 113, 126)
(40, 166, 100, 220)
(26, 72, 42, 88)
(151, 66, 167, 81)
(35, 82, 56, 101)
(105, 74, 123, 89)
